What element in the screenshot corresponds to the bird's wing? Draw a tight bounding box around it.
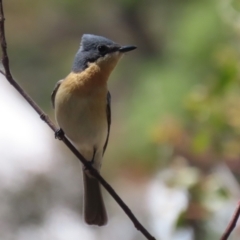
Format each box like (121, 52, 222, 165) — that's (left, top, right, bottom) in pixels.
(51, 79, 64, 108)
(103, 91, 111, 155)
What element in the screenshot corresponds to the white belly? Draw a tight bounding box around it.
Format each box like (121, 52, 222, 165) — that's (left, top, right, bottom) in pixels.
(55, 92, 108, 157)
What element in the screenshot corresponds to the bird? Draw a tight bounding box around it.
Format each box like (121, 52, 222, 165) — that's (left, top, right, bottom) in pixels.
(51, 34, 136, 226)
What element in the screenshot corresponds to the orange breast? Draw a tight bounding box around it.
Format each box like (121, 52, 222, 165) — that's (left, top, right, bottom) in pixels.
(61, 63, 112, 96)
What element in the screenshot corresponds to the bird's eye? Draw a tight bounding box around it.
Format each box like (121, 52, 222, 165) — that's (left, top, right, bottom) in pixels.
(98, 45, 108, 53)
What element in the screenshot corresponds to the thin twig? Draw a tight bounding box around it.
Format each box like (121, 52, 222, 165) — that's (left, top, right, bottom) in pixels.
(0, 1, 156, 240)
(221, 201, 240, 240)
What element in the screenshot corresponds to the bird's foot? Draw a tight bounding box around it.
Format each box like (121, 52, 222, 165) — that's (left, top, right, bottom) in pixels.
(83, 148, 96, 175)
(55, 128, 65, 140)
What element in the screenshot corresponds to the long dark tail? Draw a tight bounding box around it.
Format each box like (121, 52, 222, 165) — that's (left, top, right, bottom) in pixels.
(83, 170, 108, 226)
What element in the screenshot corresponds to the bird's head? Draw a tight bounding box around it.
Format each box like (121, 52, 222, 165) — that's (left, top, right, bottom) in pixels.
(72, 34, 136, 72)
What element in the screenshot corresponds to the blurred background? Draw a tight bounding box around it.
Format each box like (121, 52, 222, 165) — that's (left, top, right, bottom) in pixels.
(1, 0, 240, 239)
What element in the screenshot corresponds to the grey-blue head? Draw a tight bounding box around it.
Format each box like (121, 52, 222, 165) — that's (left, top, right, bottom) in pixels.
(72, 34, 136, 72)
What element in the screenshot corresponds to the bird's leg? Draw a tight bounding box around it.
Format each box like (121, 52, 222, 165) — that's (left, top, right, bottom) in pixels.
(55, 128, 65, 140)
(91, 148, 96, 165)
(83, 148, 96, 172)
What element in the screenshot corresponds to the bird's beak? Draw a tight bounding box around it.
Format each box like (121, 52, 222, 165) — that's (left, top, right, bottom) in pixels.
(119, 45, 137, 53)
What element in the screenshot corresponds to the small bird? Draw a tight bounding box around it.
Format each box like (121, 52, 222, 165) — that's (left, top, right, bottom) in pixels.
(51, 34, 136, 226)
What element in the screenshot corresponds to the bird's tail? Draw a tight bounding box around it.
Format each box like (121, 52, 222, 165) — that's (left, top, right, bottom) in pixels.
(83, 170, 108, 226)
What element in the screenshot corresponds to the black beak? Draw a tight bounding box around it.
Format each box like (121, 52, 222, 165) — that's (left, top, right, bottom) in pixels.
(119, 45, 137, 53)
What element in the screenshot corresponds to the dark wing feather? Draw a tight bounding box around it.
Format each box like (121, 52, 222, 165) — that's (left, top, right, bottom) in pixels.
(51, 80, 63, 108)
(103, 91, 111, 155)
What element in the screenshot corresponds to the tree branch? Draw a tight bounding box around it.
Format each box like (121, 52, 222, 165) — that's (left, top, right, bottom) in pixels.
(0, 1, 156, 240)
(221, 201, 240, 240)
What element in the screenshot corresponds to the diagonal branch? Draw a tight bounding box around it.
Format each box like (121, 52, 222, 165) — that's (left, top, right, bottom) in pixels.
(0, 1, 156, 240)
(221, 201, 240, 240)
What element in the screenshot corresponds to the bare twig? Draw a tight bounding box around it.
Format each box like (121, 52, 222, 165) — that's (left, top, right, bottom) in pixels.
(0, 1, 156, 240)
(221, 202, 240, 240)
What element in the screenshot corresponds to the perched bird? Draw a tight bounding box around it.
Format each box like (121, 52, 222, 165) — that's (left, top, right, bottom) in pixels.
(51, 34, 136, 226)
